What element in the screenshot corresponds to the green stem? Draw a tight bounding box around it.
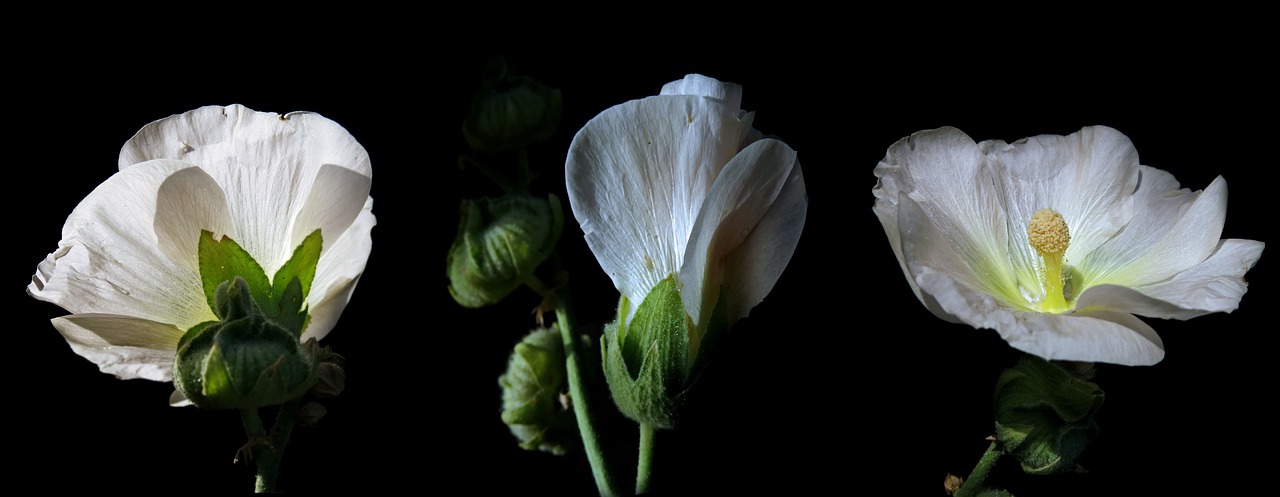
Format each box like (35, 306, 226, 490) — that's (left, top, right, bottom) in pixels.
(636, 423, 657, 494)
(557, 294, 622, 497)
(240, 400, 302, 493)
(954, 441, 1001, 497)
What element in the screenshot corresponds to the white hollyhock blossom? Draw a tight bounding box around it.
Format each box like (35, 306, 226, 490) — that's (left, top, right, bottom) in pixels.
(29, 104, 375, 384)
(567, 74, 807, 359)
(873, 126, 1263, 366)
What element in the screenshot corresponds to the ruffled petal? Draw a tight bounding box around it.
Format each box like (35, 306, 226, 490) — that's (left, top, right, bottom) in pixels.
(1077, 171, 1228, 289)
(52, 313, 185, 381)
(916, 267, 1165, 366)
(154, 164, 232, 269)
(118, 104, 372, 276)
(680, 139, 800, 329)
(303, 196, 375, 342)
(874, 127, 1026, 310)
(660, 74, 744, 109)
(982, 126, 1140, 268)
(566, 91, 753, 324)
(29, 160, 216, 330)
(1126, 238, 1262, 316)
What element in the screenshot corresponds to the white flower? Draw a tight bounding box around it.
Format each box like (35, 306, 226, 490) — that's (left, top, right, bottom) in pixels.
(873, 126, 1263, 366)
(566, 74, 807, 355)
(28, 104, 375, 384)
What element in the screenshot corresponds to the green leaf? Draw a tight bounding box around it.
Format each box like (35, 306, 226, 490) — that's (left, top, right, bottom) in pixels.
(198, 230, 275, 316)
(272, 229, 322, 305)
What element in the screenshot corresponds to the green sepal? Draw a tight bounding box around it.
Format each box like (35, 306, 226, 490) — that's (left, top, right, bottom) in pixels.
(173, 277, 318, 409)
(446, 194, 563, 308)
(272, 277, 308, 337)
(272, 228, 322, 305)
(602, 275, 708, 429)
(994, 354, 1104, 475)
(198, 230, 275, 316)
(498, 326, 579, 455)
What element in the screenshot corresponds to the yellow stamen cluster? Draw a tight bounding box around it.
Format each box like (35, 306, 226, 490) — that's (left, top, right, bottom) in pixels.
(1027, 208, 1071, 313)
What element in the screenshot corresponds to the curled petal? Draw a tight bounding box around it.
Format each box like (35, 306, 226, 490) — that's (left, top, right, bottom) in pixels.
(154, 164, 232, 269)
(566, 92, 753, 324)
(680, 138, 800, 329)
(718, 157, 807, 328)
(290, 164, 373, 258)
(1079, 172, 1228, 289)
(660, 74, 744, 109)
(916, 267, 1165, 366)
(1135, 238, 1263, 313)
(52, 313, 185, 381)
(305, 194, 375, 341)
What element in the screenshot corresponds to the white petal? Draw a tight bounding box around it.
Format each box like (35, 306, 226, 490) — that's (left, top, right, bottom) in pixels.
(874, 127, 1027, 310)
(1078, 173, 1228, 288)
(680, 139, 799, 328)
(303, 196, 375, 342)
(303, 277, 359, 342)
(119, 104, 372, 276)
(916, 267, 1165, 366)
(52, 313, 185, 381)
(718, 157, 807, 327)
(289, 163, 373, 257)
(566, 92, 753, 324)
(169, 389, 193, 407)
(154, 165, 232, 269)
(660, 74, 743, 110)
(29, 160, 216, 330)
(1129, 239, 1262, 316)
(981, 126, 1140, 300)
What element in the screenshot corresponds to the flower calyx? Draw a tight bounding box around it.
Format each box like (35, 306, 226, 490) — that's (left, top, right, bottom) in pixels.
(174, 277, 319, 409)
(993, 354, 1104, 475)
(447, 194, 564, 308)
(174, 229, 325, 409)
(601, 275, 727, 429)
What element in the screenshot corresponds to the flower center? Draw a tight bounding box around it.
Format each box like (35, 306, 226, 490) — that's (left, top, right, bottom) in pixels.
(1027, 208, 1071, 313)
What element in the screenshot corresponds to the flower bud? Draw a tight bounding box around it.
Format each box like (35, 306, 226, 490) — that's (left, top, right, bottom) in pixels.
(994, 354, 1104, 474)
(601, 275, 727, 429)
(498, 326, 578, 455)
(462, 57, 563, 153)
(297, 402, 327, 427)
(447, 194, 563, 308)
(173, 277, 318, 409)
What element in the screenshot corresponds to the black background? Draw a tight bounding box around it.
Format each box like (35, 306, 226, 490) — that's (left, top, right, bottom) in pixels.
(11, 37, 1273, 495)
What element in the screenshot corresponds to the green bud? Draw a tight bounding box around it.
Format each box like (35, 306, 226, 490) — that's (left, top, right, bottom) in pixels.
(298, 402, 327, 427)
(462, 57, 563, 153)
(601, 275, 727, 429)
(447, 194, 563, 308)
(498, 326, 578, 455)
(994, 355, 1104, 475)
(174, 278, 319, 409)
